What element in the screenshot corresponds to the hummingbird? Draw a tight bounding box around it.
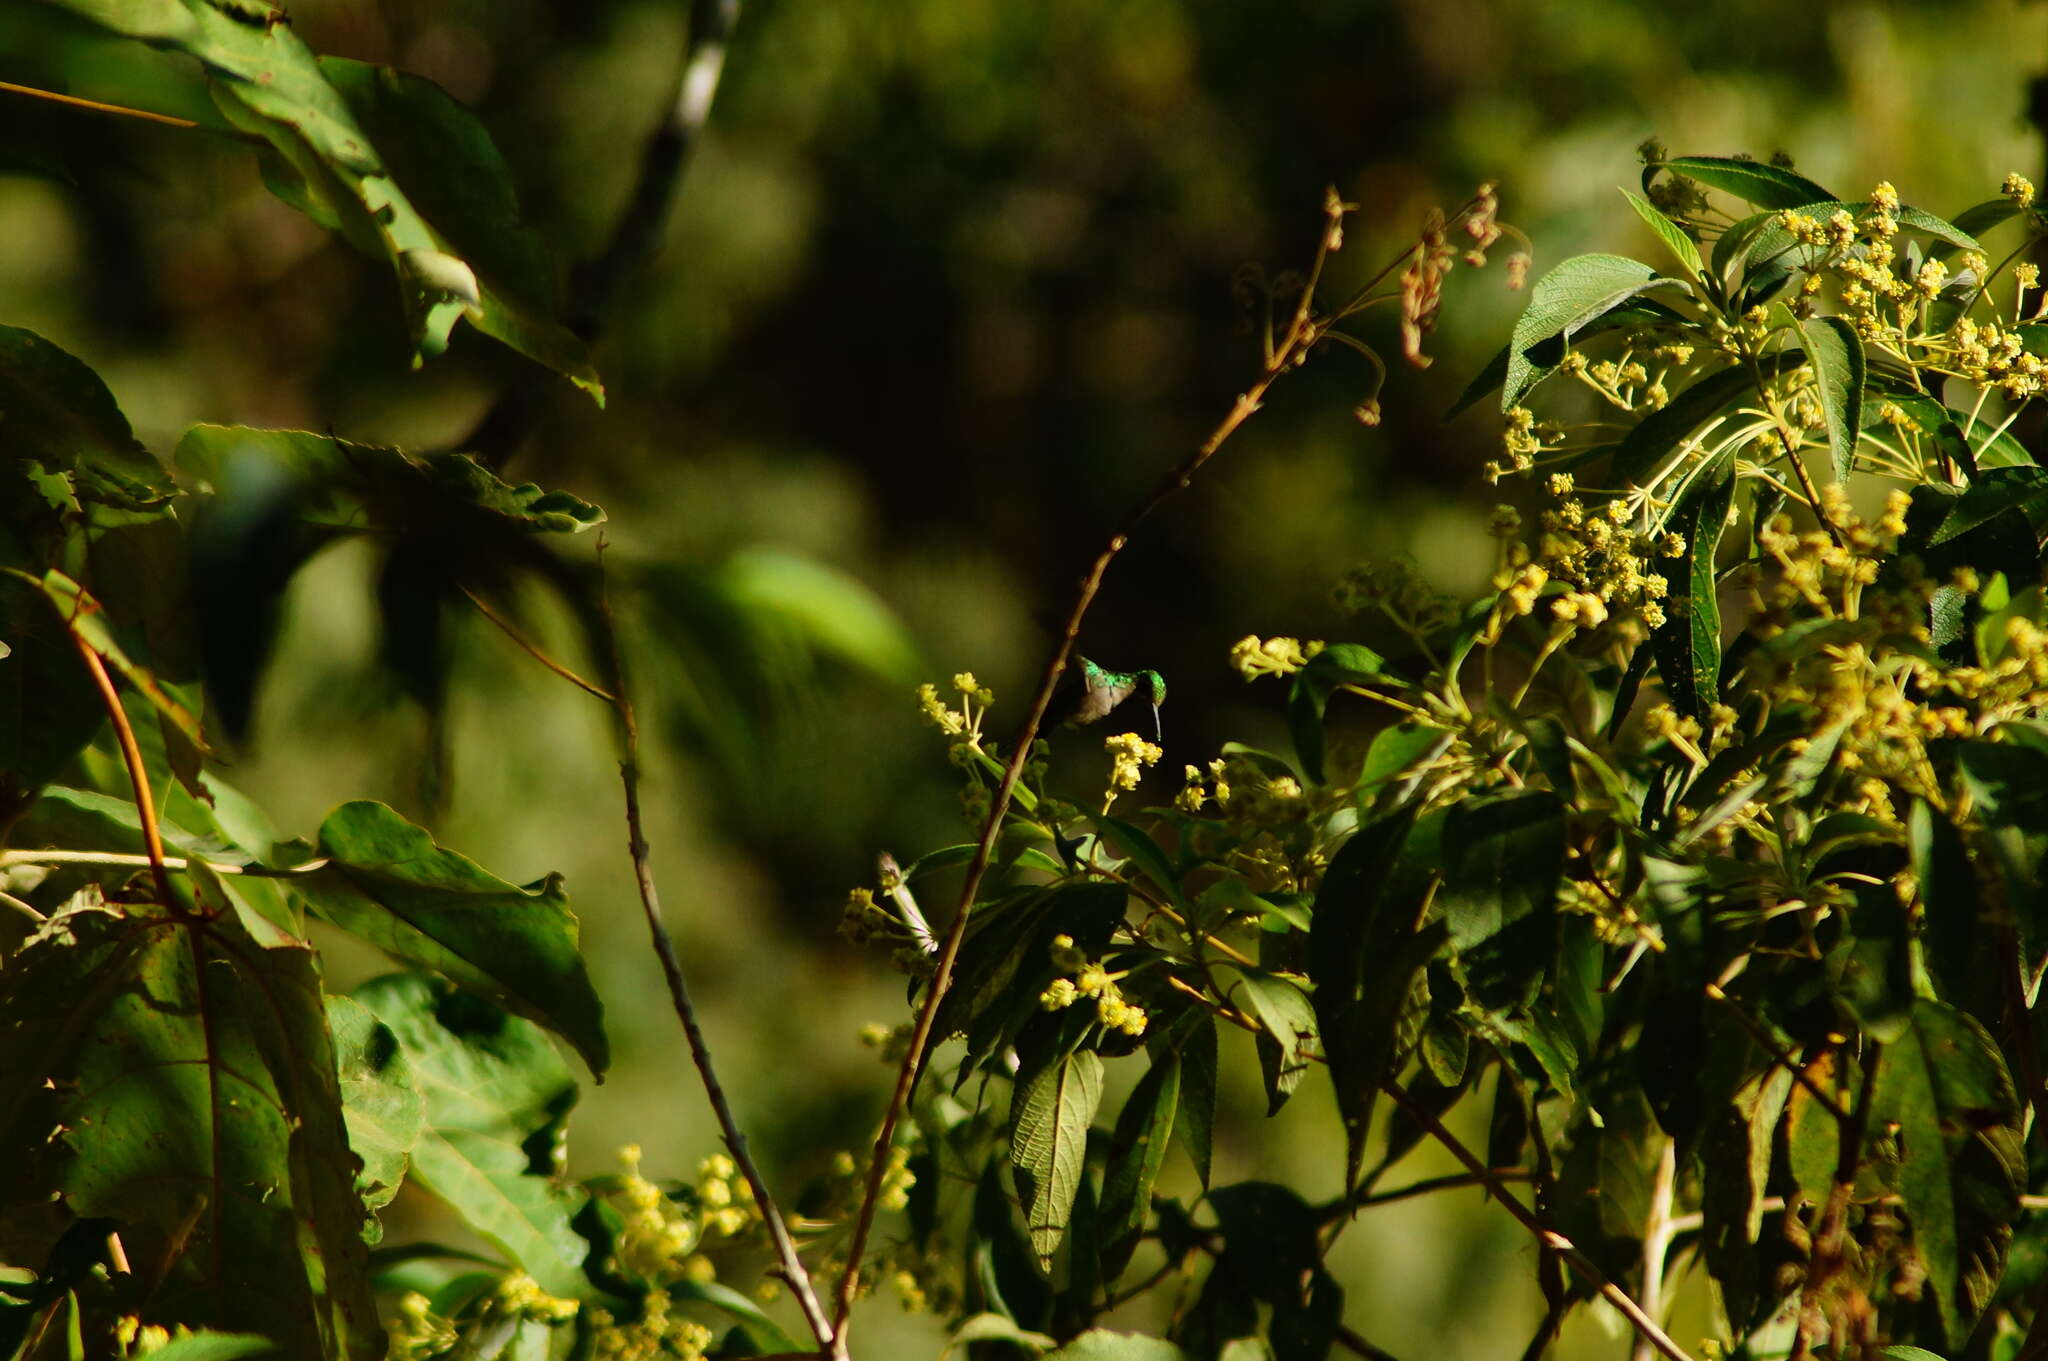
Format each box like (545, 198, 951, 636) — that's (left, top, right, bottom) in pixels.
(1048, 657, 1166, 742)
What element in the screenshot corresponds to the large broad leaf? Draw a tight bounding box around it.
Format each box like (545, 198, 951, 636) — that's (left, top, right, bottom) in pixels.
(175, 426, 604, 536)
(0, 895, 382, 1358)
(1648, 453, 1737, 719)
(290, 800, 607, 1075)
(1308, 809, 1443, 1184)
(1874, 1004, 2025, 1352)
(44, 3, 598, 394)
(1502, 254, 1673, 412)
(0, 323, 171, 514)
(327, 994, 424, 1242)
(1797, 316, 1864, 483)
(1098, 1051, 1179, 1284)
(354, 973, 590, 1299)
(1009, 1047, 1105, 1267)
(1657, 156, 1835, 209)
(1435, 790, 1565, 949)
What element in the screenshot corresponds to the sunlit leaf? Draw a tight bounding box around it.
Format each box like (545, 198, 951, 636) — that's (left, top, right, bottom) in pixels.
(1010, 1047, 1104, 1267)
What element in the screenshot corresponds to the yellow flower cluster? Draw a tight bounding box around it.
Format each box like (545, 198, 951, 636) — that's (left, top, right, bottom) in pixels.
(1230, 635, 1325, 679)
(1038, 933, 1149, 1036)
(1176, 757, 1232, 812)
(1938, 318, 2046, 399)
(1529, 490, 1671, 630)
(1102, 731, 1163, 812)
(587, 1291, 715, 1361)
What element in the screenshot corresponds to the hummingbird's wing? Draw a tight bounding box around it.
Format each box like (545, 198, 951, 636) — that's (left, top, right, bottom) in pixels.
(1057, 663, 1138, 727)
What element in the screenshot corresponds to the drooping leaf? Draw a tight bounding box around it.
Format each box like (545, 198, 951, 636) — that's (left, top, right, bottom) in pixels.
(1875, 1004, 2025, 1352)
(1648, 453, 1736, 719)
(1175, 1013, 1217, 1187)
(353, 973, 590, 1299)
(1098, 1052, 1179, 1284)
(1797, 316, 1864, 483)
(44, 3, 598, 393)
(1658, 156, 1835, 209)
(1307, 809, 1438, 1183)
(1009, 1047, 1105, 1267)
(0, 323, 171, 516)
(1448, 300, 1682, 418)
(0, 896, 382, 1358)
(327, 994, 424, 1241)
(1700, 1064, 1792, 1329)
(291, 800, 607, 1074)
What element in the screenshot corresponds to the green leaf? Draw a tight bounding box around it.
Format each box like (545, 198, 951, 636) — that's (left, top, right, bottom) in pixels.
(1648, 454, 1736, 719)
(712, 546, 920, 683)
(327, 994, 424, 1241)
(0, 896, 382, 1358)
(1044, 1332, 1191, 1361)
(1436, 791, 1565, 950)
(1286, 643, 1384, 784)
(141, 1336, 278, 1361)
(1009, 1047, 1105, 1267)
(1175, 1013, 1217, 1187)
(1928, 469, 2048, 546)
(1098, 1052, 1179, 1284)
(1877, 1349, 1952, 1361)
(1797, 316, 1865, 483)
(667, 1279, 805, 1355)
(308, 58, 600, 400)
(1447, 301, 1680, 419)
(1308, 809, 1442, 1184)
(1875, 1004, 2025, 1352)
(1659, 155, 1835, 209)
(175, 426, 605, 535)
(1097, 815, 1189, 913)
(1953, 742, 2048, 954)
(353, 974, 590, 1299)
(43, 3, 598, 393)
(1700, 1065, 1793, 1329)
(1235, 969, 1318, 1115)
(0, 324, 171, 514)
(1622, 189, 1705, 279)
(292, 800, 607, 1075)
(1503, 254, 1671, 412)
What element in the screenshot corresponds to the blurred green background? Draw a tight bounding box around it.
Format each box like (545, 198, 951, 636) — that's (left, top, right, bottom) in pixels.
(4, 0, 2047, 1354)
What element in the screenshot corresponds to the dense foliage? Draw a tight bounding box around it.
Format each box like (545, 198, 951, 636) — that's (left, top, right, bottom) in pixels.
(6, 4, 2048, 1361)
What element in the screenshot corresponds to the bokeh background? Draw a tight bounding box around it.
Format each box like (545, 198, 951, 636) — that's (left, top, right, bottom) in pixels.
(5, 0, 2048, 1355)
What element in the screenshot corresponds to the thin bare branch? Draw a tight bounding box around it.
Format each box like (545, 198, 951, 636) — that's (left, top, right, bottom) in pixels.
(461, 584, 616, 701)
(0, 78, 201, 130)
(592, 551, 835, 1353)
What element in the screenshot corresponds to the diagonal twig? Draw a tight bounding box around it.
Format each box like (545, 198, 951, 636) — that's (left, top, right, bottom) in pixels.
(592, 547, 835, 1353)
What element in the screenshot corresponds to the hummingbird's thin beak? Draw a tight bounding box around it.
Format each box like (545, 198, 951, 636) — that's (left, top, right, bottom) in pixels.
(1151, 703, 1162, 744)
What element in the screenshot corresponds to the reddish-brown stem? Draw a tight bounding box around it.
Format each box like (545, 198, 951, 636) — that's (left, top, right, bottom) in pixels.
(69, 634, 175, 908)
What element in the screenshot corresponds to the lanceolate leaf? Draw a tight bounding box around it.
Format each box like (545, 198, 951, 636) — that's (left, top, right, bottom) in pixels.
(1308, 809, 1435, 1184)
(292, 800, 608, 1075)
(1648, 454, 1737, 719)
(1622, 189, 1705, 279)
(354, 974, 590, 1299)
(1797, 316, 1865, 483)
(1010, 1047, 1105, 1267)
(1604, 364, 1753, 491)
(1875, 1004, 2025, 1351)
(0, 897, 382, 1357)
(1503, 254, 1673, 413)
(1657, 156, 1835, 210)
(1098, 1053, 1179, 1284)
(1235, 969, 1319, 1115)
(1175, 1013, 1218, 1187)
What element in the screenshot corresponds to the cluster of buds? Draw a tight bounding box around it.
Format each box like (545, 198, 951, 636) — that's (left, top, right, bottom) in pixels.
(1102, 730, 1163, 812)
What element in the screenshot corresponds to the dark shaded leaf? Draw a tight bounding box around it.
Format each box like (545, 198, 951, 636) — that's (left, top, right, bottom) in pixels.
(1797, 316, 1864, 483)
(1099, 1053, 1179, 1284)
(1659, 156, 1835, 209)
(1235, 969, 1318, 1115)
(1648, 453, 1736, 719)
(1436, 790, 1565, 950)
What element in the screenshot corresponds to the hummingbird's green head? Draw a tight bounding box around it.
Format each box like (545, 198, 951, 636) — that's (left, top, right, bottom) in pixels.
(1139, 670, 1165, 743)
